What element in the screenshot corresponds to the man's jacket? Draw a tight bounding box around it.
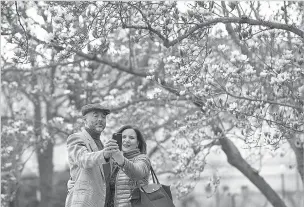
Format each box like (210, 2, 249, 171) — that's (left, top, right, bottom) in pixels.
(65, 129, 109, 207)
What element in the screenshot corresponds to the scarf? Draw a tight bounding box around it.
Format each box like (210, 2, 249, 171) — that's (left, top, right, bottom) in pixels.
(123, 148, 141, 160)
(85, 127, 104, 150)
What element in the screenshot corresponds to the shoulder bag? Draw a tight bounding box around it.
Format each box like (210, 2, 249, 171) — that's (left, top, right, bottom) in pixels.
(130, 167, 175, 207)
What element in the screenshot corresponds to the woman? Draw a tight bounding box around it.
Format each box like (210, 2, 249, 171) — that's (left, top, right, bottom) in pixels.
(106, 125, 151, 207)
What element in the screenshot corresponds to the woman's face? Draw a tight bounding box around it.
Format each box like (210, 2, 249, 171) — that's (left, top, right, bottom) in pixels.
(122, 128, 139, 152)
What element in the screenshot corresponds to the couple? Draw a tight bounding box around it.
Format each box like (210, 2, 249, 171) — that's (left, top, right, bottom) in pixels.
(65, 103, 151, 207)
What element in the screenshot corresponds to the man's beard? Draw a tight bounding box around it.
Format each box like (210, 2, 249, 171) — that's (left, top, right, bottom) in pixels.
(93, 124, 105, 133)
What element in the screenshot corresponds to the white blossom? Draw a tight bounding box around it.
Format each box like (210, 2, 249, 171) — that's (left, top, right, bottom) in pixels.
(6, 146, 13, 153)
(87, 82, 93, 87)
(27, 126, 34, 131)
(260, 71, 268, 77)
(179, 90, 186, 96)
(65, 124, 73, 131)
(53, 117, 64, 124)
(239, 54, 248, 62)
(63, 90, 71, 94)
(229, 102, 238, 111)
(218, 44, 228, 51)
(146, 75, 154, 80)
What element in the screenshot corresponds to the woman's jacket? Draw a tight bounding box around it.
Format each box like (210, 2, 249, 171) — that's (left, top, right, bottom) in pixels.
(109, 153, 151, 207)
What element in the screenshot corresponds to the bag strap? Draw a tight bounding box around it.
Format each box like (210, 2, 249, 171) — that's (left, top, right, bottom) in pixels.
(150, 166, 160, 184)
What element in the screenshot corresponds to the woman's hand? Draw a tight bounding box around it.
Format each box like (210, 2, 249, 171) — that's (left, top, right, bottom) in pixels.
(103, 139, 119, 159)
(111, 150, 125, 166)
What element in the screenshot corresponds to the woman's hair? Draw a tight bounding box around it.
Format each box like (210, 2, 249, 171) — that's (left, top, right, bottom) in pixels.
(116, 125, 147, 154)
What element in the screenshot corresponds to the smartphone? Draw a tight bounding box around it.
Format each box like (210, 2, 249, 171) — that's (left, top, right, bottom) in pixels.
(112, 133, 122, 151)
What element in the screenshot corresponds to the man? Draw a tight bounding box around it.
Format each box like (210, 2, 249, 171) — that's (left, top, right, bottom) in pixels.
(65, 103, 118, 207)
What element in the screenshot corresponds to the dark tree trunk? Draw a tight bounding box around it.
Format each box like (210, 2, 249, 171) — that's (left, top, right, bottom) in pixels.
(37, 141, 54, 207)
(286, 136, 304, 187)
(219, 137, 287, 207)
(33, 85, 54, 207)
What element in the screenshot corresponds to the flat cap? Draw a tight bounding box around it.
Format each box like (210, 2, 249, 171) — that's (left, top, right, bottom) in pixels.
(81, 103, 111, 116)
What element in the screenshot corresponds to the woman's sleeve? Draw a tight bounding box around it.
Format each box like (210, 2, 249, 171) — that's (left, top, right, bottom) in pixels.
(121, 155, 151, 180)
(67, 133, 108, 168)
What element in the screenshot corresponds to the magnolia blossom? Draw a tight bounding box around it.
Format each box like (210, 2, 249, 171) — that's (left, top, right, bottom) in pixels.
(65, 124, 73, 131)
(63, 90, 71, 94)
(259, 71, 268, 78)
(218, 44, 228, 51)
(229, 102, 238, 111)
(145, 75, 154, 80)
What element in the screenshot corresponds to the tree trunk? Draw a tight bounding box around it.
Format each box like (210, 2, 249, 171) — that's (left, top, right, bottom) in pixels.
(37, 141, 54, 207)
(33, 96, 54, 207)
(286, 136, 304, 187)
(219, 137, 287, 207)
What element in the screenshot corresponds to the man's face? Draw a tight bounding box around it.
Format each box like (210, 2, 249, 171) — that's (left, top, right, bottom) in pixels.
(84, 110, 107, 133)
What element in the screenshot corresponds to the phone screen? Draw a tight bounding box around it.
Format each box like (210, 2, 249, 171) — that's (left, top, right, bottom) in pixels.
(112, 133, 122, 151)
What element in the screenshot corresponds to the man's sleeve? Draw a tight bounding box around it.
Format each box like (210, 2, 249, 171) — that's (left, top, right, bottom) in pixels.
(67, 133, 107, 168)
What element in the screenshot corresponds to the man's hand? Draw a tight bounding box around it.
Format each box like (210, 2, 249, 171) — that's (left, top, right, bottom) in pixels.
(103, 139, 119, 159)
(111, 150, 124, 166)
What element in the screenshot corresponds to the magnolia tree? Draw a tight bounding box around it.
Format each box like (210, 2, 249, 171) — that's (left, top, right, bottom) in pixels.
(1, 1, 304, 207)
(1, 1, 165, 206)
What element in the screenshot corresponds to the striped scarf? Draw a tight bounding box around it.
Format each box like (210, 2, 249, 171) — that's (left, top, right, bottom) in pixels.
(123, 148, 141, 160)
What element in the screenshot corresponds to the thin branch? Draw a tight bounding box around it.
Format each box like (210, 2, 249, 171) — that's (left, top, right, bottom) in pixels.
(69, 48, 148, 77)
(124, 16, 304, 48)
(111, 97, 187, 112)
(220, 2, 259, 73)
(236, 110, 304, 133)
(2, 59, 86, 76)
(15, 1, 28, 61)
(1, 32, 12, 35)
(250, 1, 261, 20)
(128, 2, 151, 28)
(221, 85, 302, 111)
(18, 147, 36, 173)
